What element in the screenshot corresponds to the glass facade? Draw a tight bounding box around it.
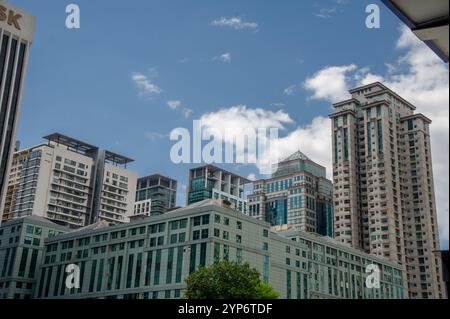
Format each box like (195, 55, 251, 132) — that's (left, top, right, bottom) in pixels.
(16, 205, 406, 300)
(136, 175, 177, 215)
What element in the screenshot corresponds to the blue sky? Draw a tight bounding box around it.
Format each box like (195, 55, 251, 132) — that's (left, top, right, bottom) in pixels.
(11, 0, 449, 247)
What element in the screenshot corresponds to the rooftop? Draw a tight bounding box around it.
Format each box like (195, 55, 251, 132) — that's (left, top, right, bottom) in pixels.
(280, 150, 311, 163)
(43, 132, 134, 165)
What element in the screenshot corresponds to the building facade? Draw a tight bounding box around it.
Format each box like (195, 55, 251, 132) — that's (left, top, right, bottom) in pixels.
(23, 200, 406, 300)
(248, 151, 333, 237)
(1, 133, 137, 228)
(330, 82, 445, 299)
(187, 165, 249, 214)
(135, 175, 177, 216)
(0, 215, 67, 299)
(0, 1, 35, 220)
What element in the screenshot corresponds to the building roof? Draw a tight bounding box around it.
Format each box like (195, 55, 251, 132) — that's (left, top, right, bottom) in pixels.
(43, 133, 134, 165)
(400, 113, 433, 124)
(280, 150, 311, 162)
(381, 0, 449, 62)
(43, 133, 98, 153)
(190, 164, 251, 184)
(0, 215, 69, 232)
(138, 174, 177, 183)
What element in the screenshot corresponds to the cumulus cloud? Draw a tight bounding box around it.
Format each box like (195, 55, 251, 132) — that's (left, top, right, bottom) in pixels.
(132, 72, 162, 96)
(303, 65, 357, 102)
(200, 105, 293, 135)
(303, 25, 449, 246)
(198, 105, 331, 176)
(211, 17, 258, 30)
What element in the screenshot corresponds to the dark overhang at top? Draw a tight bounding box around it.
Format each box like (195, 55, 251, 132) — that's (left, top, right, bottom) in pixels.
(43, 133, 98, 153)
(381, 0, 449, 63)
(43, 132, 134, 165)
(104, 150, 134, 165)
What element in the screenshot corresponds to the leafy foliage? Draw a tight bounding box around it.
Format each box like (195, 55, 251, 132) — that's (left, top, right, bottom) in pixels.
(184, 261, 279, 299)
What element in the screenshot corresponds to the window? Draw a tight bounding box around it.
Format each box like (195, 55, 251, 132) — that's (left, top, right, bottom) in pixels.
(193, 217, 201, 227)
(201, 215, 210, 225)
(193, 230, 200, 241)
(223, 231, 229, 240)
(236, 221, 242, 230)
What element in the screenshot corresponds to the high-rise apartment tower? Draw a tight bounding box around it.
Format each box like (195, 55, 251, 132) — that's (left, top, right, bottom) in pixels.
(330, 82, 445, 299)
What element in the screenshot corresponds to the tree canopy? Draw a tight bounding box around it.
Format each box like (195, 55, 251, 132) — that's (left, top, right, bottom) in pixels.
(184, 261, 279, 299)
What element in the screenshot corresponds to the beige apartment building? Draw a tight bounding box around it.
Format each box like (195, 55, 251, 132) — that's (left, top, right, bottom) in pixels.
(330, 82, 445, 299)
(0, 133, 137, 228)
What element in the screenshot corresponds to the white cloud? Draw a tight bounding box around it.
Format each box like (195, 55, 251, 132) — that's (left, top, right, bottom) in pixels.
(315, 7, 337, 19)
(283, 84, 297, 96)
(167, 100, 181, 110)
(265, 116, 332, 178)
(303, 65, 357, 102)
(211, 17, 258, 30)
(247, 173, 257, 181)
(199, 105, 294, 138)
(131, 72, 162, 96)
(198, 105, 331, 176)
(314, 0, 351, 19)
(302, 25, 449, 246)
(214, 53, 232, 63)
(167, 100, 193, 118)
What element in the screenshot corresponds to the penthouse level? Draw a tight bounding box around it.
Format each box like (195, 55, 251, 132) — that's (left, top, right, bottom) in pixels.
(32, 200, 406, 299)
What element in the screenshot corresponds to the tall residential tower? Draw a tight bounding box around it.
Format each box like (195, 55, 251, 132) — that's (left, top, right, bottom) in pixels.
(0, 1, 35, 221)
(330, 82, 445, 299)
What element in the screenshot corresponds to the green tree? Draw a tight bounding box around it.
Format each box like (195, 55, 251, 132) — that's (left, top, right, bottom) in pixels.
(184, 261, 279, 299)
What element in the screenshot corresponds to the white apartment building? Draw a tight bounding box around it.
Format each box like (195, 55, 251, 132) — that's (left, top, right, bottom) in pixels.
(1, 133, 137, 228)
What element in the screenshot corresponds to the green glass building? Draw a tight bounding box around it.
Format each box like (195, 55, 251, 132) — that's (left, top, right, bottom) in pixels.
(249, 151, 334, 237)
(24, 200, 405, 299)
(0, 216, 68, 299)
(135, 175, 177, 216)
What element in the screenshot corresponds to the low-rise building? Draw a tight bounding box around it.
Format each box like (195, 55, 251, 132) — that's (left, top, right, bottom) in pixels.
(0, 216, 68, 299)
(32, 200, 405, 299)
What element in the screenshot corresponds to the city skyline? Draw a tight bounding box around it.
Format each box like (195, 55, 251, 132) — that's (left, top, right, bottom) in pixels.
(6, 0, 449, 253)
